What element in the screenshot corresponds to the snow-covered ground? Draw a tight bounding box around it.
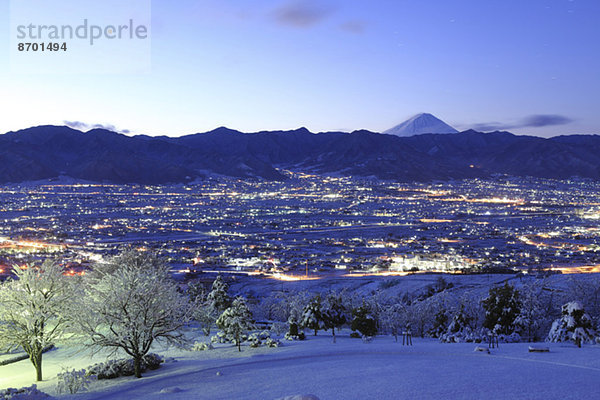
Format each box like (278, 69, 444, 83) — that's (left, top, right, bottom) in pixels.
(2, 332, 600, 400)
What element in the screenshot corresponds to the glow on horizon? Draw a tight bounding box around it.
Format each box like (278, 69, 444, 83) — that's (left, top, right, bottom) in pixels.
(1, 0, 599, 138)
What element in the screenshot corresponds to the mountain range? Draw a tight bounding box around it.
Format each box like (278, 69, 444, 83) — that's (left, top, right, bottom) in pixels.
(1, 122, 600, 184)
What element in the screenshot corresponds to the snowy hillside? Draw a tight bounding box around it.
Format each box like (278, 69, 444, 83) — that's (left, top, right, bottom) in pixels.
(2, 335, 600, 400)
(384, 113, 459, 136)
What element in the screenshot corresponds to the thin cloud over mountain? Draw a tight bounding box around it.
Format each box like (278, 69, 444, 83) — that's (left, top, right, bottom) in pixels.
(63, 121, 130, 134)
(471, 114, 574, 132)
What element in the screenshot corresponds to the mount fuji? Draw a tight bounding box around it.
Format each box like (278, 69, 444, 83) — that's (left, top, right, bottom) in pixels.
(384, 113, 458, 136)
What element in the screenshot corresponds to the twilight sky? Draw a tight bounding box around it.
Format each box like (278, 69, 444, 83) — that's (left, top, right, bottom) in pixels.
(1, 0, 599, 137)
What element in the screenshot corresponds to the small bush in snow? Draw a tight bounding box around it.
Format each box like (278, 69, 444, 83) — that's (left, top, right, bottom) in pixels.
(248, 333, 262, 348)
(86, 353, 163, 380)
(56, 368, 97, 394)
(498, 332, 521, 343)
(284, 322, 305, 341)
(247, 331, 280, 348)
(192, 341, 214, 351)
(0, 385, 51, 399)
(271, 321, 288, 336)
(265, 338, 281, 348)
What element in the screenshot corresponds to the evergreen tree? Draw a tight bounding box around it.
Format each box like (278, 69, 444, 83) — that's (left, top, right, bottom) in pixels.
(187, 280, 206, 303)
(547, 301, 595, 347)
(322, 293, 347, 343)
(301, 295, 324, 336)
(482, 282, 521, 335)
(216, 297, 254, 351)
(207, 275, 232, 313)
(351, 302, 377, 338)
(429, 308, 448, 338)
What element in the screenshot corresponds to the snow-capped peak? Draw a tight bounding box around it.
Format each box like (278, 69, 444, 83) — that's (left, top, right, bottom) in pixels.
(383, 113, 458, 137)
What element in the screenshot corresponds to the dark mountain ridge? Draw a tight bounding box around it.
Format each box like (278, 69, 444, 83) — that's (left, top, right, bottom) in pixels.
(0, 125, 598, 184)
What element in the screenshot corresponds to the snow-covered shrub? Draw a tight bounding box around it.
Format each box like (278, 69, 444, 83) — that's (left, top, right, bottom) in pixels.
(265, 337, 281, 348)
(247, 331, 276, 347)
(547, 301, 596, 346)
(211, 331, 229, 344)
(497, 332, 521, 343)
(0, 385, 51, 399)
(192, 341, 214, 351)
(86, 353, 163, 380)
(270, 321, 288, 336)
(285, 321, 305, 341)
(247, 333, 262, 348)
(440, 304, 473, 343)
(56, 368, 97, 394)
(442, 327, 496, 344)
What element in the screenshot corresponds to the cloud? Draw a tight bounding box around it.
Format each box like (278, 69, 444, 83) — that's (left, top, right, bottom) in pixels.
(63, 121, 130, 134)
(471, 122, 507, 132)
(63, 120, 89, 130)
(340, 20, 366, 34)
(273, 1, 336, 28)
(521, 114, 573, 128)
(470, 114, 574, 132)
(92, 123, 117, 131)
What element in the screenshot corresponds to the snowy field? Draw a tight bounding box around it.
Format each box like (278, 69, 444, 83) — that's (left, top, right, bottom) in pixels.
(2, 333, 600, 400)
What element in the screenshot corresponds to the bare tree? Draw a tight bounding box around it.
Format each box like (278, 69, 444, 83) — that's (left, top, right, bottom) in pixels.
(0, 260, 70, 381)
(72, 251, 196, 378)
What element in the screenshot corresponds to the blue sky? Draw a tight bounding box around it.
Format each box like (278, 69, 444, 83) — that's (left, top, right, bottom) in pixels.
(1, 0, 599, 137)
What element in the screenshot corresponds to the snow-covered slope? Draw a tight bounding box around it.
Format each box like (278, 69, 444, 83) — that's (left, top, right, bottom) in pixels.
(6, 335, 600, 400)
(384, 113, 458, 136)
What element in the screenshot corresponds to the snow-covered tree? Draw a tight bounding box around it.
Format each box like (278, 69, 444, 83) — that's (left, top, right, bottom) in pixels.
(194, 303, 218, 336)
(429, 307, 449, 338)
(207, 275, 232, 313)
(322, 293, 347, 343)
(351, 302, 377, 338)
(514, 283, 545, 342)
(72, 251, 195, 378)
(187, 280, 206, 303)
(0, 261, 71, 381)
(216, 297, 254, 351)
(381, 303, 405, 342)
(547, 301, 595, 347)
(482, 282, 521, 335)
(301, 295, 324, 336)
(567, 276, 600, 320)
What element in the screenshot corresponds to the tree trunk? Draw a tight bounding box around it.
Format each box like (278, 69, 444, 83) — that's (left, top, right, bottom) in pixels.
(314, 328, 317, 336)
(134, 356, 143, 378)
(237, 339, 241, 352)
(332, 327, 336, 343)
(30, 350, 43, 381)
